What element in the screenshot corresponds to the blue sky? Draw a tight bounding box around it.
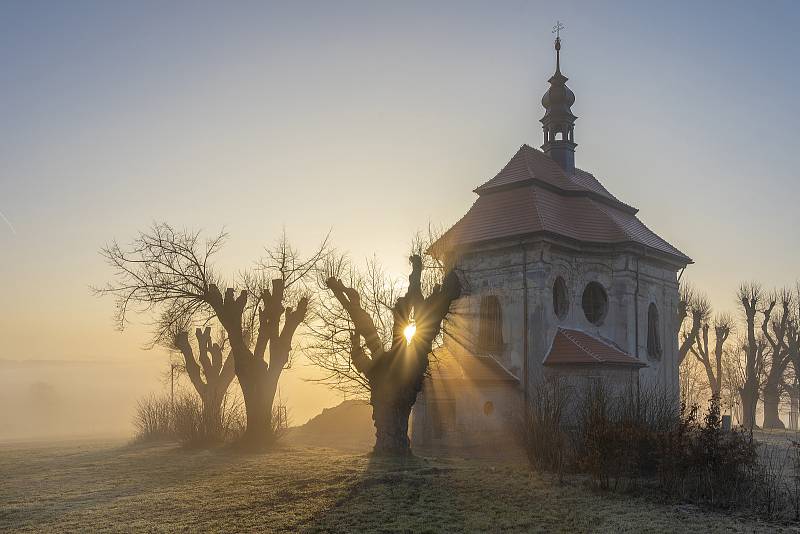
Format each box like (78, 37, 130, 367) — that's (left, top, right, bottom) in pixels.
(1, 1, 799, 419)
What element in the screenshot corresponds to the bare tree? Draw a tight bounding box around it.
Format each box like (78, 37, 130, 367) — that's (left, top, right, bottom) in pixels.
(720, 343, 745, 423)
(781, 284, 800, 428)
(307, 226, 450, 398)
(679, 354, 710, 410)
(201, 232, 327, 448)
(689, 313, 734, 398)
(97, 223, 323, 448)
(737, 282, 768, 429)
(97, 224, 236, 437)
(322, 255, 461, 456)
(172, 326, 236, 437)
(760, 288, 794, 429)
(306, 254, 400, 397)
(678, 282, 710, 365)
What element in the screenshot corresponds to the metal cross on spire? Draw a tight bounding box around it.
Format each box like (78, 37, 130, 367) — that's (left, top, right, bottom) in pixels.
(552, 21, 565, 71)
(552, 20, 565, 39)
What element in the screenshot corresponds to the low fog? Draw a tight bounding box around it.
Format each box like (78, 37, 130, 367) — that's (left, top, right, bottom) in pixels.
(0, 359, 163, 441)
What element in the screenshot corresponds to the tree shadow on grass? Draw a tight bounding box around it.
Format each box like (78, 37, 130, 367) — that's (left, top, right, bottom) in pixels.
(296, 453, 469, 533)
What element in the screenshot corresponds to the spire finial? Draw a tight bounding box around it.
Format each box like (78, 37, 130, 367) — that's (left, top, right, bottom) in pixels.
(542, 20, 576, 173)
(552, 21, 565, 72)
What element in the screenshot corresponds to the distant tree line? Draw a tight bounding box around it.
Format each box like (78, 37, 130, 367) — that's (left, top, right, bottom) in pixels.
(679, 280, 800, 429)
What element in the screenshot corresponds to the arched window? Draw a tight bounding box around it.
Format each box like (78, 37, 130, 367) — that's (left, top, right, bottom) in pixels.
(478, 295, 503, 352)
(647, 303, 662, 359)
(553, 276, 569, 320)
(582, 282, 608, 326)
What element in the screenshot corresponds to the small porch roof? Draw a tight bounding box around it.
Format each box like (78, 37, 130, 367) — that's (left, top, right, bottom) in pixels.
(543, 328, 646, 367)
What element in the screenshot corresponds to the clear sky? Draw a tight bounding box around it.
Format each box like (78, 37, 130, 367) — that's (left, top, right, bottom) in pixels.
(2, 1, 799, 424)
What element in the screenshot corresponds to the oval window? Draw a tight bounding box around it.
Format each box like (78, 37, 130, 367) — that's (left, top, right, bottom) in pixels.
(483, 401, 495, 416)
(553, 276, 569, 320)
(582, 282, 608, 325)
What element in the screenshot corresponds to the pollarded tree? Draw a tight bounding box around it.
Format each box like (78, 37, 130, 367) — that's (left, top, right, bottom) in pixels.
(760, 289, 794, 429)
(97, 222, 322, 448)
(784, 287, 800, 425)
(204, 277, 307, 447)
(172, 325, 236, 438)
(97, 224, 237, 440)
(306, 255, 400, 397)
(678, 282, 710, 366)
(689, 313, 734, 398)
(679, 354, 710, 409)
(323, 255, 461, 456)
(306, 226, 449, 397)
(737, 282, 768, 429)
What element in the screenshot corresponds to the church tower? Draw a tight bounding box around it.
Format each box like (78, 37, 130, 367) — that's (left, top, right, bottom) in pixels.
(540, 29, 577, 174)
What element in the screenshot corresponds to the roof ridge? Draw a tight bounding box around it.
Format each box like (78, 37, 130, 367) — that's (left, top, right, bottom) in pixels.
(576, 328, 628, 354)
(559, 328, 604, 363)
(472, 354, 520, 382)
(522, 152, 547, 232)
(591, 199, 636, 242)
(570, 167, 620, 201)
(593, 200, 689, 261)
(475, 144, 529, 192)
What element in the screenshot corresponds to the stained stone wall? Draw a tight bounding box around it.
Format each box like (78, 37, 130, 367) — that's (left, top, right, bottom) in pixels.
(452, 240, 682, 395)
(412, 237, 683, 448)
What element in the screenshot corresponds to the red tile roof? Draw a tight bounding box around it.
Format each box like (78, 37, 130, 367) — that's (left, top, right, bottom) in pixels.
(543, 328, 646, 367)
(433, 145, 691, 264)
(430, 350, 519, 383)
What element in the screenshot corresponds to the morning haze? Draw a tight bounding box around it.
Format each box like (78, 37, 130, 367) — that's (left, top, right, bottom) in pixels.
(2, 1, 800, 531)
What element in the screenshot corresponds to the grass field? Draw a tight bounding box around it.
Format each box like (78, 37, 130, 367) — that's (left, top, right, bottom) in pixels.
(0, 439, 796, 533)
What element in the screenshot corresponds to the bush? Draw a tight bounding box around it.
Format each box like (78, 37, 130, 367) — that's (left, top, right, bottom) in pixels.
(172, 391, 247, 447)
(519, 380, 793, 518)
(133, 394, 174, 442)
(133, 390, 287, 448)
(518, 377, 569, 475)
(270, 402, 290, 442)
(656, 397, 759, 508)
(574, 384, 650, 489)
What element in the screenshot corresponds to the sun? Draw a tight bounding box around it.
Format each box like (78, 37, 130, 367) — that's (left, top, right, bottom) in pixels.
(403, 323, 416, 344)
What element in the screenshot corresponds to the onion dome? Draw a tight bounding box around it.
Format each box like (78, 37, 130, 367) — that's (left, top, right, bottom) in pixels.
(540, 34, 577, 173)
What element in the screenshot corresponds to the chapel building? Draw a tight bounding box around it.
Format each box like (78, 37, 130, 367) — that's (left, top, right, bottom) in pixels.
(411, 35, 692, 450)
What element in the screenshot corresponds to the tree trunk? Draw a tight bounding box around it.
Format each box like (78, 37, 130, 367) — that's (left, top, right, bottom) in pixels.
(740, 386, 758, 429)
(762, 384, 785, 429)
(240, 379, 271, 447)
(324, 256, 461, 457)
(371, 394, 414, 456)
(201, 384, 227, 439)
(237, 359, 277, 449)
